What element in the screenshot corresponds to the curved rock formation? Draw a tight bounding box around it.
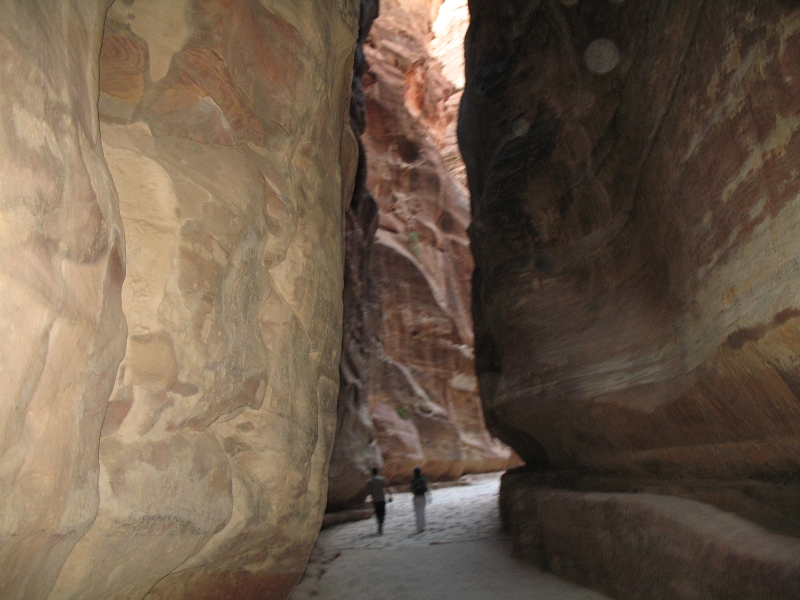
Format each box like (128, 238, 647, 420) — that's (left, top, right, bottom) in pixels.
(328, 0, 517, 506)
(0, 2, 358, 599)
(463, 0, 800, 483)
(461, 0, 800, 596)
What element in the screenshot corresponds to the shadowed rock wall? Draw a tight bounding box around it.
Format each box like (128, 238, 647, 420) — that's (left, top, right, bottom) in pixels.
(0, 1, 359, 599)
(461, 0, 800, 596)
(327, 0, 383, 511)
(462, 0, 800, 484)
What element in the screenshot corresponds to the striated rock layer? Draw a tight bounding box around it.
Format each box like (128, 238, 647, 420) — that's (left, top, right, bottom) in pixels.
(463, 0, 800, 486)
(462, 0, 800, 596)
(0, 1, 359, 599)
(327, 0, 383, 511)
(329, 0, 517, 506)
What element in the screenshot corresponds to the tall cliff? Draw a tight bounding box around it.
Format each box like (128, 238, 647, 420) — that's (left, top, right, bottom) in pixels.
(461, 0, 800, 597)
(0, 2, 358, 599)
(328, 0, 517, 507)
(328, 0, 383, 511)
(463, 0, 800, 485)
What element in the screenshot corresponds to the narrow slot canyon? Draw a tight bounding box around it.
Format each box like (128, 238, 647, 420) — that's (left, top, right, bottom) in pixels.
(0, 1, 798, 600)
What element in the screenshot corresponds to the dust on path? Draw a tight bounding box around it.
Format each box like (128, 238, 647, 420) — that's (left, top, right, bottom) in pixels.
(291, 473, 610, 600)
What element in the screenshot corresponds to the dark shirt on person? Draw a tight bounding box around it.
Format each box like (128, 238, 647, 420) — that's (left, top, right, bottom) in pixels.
(366, 475, 390, 502)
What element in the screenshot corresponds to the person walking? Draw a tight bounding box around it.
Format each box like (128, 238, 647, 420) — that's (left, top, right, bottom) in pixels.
(366, 467, 393, 535)
(411, 466, 429, 533)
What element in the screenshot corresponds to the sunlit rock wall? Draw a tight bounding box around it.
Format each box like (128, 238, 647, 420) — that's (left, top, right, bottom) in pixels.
(462, 0, 800, 482)
(364, 0, 516, 487)
(0, 1, 358, 599)
(329, 0, 517, 505)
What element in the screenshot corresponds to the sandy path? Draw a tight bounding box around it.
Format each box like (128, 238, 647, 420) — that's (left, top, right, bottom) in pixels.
(291, 474, 610, 600)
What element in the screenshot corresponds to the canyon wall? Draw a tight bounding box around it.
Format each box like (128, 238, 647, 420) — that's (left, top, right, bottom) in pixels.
(0, 3, 127, 597)
(0, 1, 359, 599)
(328, 0, 517, 506)
(327, 0, 383, 510)
(462, 0, 800, 596)
(463, 0, 800, 487)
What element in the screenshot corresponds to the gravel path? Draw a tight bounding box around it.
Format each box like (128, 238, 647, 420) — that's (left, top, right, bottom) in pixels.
(291, 473, 611, 600)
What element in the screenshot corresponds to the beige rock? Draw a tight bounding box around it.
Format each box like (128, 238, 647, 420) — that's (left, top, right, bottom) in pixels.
(0, 3, 128, 598)
(358, 0, 516, 487)
(0, 1, 359, 599)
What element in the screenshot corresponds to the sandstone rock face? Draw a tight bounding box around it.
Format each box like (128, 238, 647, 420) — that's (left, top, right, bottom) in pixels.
(346, 2, 510, 494)
(0, 3, 127, 598)
(462, 0, 800, 482)
(462, 1, 800, 595)
(365, 0, 516, 485)
(327, 0, 383, 511)
(328, 0, 516, 506)
(0, 1, 358, 599)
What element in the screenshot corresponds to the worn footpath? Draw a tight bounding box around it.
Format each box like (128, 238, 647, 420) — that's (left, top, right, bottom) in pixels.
(291, 473, 610, 600)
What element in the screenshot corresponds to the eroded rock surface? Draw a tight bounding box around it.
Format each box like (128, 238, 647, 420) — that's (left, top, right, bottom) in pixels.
(461, 0, 800, 596)
(0, 1, 359, 599)
(462, 0, 800, 483)
(0, 3, 127, 598)
(329, 0, 516, 506)
(365, 0, 516, 486)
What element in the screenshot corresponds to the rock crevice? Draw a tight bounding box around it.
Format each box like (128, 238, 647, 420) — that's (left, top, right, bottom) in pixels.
(328, 0, 518, 509)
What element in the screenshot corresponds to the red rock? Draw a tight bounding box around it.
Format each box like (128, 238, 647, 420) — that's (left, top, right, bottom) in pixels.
(463, 0, 800, 482)
(463, 1, 800, 597)
(328, 0, 518, 505)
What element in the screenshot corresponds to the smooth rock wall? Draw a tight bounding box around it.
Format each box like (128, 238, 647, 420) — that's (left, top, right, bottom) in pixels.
(0, 1, 359, 599)
(461, 0, 800, 481)
(462, 1, 800, 597)
(327, 0, 383, 511)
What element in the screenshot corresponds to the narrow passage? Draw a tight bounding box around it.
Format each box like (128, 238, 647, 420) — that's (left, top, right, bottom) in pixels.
(291, 474, 610, 600)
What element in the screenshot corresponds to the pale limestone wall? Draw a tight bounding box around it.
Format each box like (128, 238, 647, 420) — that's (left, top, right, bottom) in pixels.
(0, 1, 359, 599)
